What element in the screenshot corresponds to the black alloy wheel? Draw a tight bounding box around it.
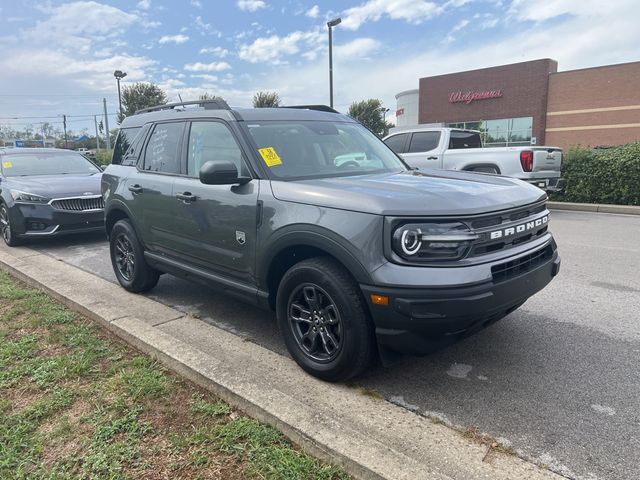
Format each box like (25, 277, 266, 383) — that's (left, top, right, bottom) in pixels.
(288, 283, 343, 362)
(276, 257, 375, 382)
(0, 204, 21, 247)
(113, 233, 135, 281)
(109, 219, 159, 293)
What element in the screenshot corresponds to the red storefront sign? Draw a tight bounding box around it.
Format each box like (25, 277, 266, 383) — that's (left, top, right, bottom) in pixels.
(448, 89, 503, 104)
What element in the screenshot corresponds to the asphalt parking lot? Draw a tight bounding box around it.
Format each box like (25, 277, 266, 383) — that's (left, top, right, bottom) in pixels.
(31, 210, 639, 480)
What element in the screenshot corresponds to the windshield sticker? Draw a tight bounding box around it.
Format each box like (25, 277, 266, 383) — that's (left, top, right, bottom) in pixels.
(2, 161, 12, 168)
(258, 147, 282, 167)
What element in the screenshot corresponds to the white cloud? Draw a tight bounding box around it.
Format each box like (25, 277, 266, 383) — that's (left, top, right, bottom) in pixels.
(159, 34, 189, 44)
(342, 0, 442, 30)
(190, 74, 219, 82)
(25, 1, 137, 52)
(334, 38, 381, 58)
(184, 61, 232, 72)
(237, 0, 266, 12)
(190, 0, 202, 7)
(306, 5, 320, 18)
(200, 46, 229, 57)
(136, 0, 151, 10)
(238, 29, 323, 64)
(443, 18, 470, 43)
(509, 0, 602, 21)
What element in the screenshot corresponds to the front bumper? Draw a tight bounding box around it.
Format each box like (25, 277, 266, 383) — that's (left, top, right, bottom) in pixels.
(9, 202, 104, 238)
(361, 243, 560, 355)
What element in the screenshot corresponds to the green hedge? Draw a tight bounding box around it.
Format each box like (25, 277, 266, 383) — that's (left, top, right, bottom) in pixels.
(94, 150, 113, 166)
(553, 142, 640, 206)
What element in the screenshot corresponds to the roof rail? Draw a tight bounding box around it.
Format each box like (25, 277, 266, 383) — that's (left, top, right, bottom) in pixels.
(281, 105, 340, 114)
(134, 99, 231, 115)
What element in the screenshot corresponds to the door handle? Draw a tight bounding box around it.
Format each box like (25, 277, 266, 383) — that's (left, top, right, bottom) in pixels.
(176, 192, 197, 203)
(427, 156, 438, 160)
(128, 184, 143, 194)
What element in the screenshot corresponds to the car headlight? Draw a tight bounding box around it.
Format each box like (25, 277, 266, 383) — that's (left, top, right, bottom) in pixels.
(392, 222, 478, 261)
(10, 190, 49, 203)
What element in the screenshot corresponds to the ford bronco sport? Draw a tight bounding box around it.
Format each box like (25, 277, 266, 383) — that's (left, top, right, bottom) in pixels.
(102, 100, 560, 382)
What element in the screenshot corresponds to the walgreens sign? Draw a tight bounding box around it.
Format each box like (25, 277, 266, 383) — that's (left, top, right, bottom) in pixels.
(448, 89, 503, 104)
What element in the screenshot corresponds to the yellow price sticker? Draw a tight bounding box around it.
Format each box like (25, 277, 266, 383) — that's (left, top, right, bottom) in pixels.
(258, 147, 282, 167)
(2, 161, 12, 168)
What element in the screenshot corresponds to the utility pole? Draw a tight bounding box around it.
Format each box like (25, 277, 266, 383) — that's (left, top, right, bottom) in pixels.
(62, 114, 68, 149)
(103, 98, 111, 150)
(94, 115, 100, 152)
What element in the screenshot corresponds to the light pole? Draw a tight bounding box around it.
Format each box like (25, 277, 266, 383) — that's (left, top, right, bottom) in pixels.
(113, 70, 127, 121)
(381, 107, 390, 122)
(327, 17, 341, 109)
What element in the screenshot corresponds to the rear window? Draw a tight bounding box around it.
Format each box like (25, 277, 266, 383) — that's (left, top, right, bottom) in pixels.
(1, 152, 100, 177)
(112, 127, 142, 166)
(449, 131, 482, 149)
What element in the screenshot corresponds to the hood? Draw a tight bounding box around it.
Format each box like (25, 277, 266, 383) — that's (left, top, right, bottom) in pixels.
(270, 169, 546, 216)
(4, 173, 103, 199)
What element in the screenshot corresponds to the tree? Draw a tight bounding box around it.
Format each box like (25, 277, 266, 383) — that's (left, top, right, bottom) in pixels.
(199, 93, 230, 109)
(347, 99, 394, 137)
(119, 83, 167, 122)
(252, 91, 281, 108)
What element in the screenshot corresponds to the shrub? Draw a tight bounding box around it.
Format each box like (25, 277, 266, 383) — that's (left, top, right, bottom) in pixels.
(94, 150, 113, 166)
(555, 142, 640, 206)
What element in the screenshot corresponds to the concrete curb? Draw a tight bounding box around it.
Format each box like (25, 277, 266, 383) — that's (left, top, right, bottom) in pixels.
(548, 201, 640, 215)
(0, 244, 564, 480)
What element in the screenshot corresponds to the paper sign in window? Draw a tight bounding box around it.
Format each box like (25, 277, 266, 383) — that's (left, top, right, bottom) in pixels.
(258, 147, 282, 167)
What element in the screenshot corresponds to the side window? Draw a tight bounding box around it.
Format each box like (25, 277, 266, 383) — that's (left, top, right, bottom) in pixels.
(408, 132, 441, 153)
(383, 133, 408, 154)
(112, 127, 141, 166)
(187, 121, 247, 177)
(449, 131, 483, 149)
(143, 122, 184, 174)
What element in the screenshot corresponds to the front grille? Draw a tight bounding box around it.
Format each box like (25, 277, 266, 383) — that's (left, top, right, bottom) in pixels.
(467, 202, 549, 257)
(51, 196, 104, 212)
(470, 203, 546, 229)
(491, 245, 553, 283)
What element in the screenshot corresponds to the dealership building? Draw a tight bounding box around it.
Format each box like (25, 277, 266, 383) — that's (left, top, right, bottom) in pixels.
(395, 59, 640, 149)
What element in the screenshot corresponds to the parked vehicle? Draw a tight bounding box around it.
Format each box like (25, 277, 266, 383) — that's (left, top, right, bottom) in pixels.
(383, 127, 562, 190)
(77, 147, 96, 160)
(102, 101, 560, 381)
(0, 148, 104, 246)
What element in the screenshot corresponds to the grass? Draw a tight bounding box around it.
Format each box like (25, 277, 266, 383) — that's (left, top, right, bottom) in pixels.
(0, 271, 350, 480)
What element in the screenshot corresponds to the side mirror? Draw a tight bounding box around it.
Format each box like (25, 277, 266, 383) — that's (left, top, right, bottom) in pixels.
(199, 160, 250, 185)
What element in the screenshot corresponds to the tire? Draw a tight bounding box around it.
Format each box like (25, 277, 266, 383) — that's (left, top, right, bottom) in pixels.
(0, 204, 23, 247)
(276, 257, 375, 382)
(109, 219, 159, 293)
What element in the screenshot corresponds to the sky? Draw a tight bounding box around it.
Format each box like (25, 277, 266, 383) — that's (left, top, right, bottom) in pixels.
(0, 0, 639, 135)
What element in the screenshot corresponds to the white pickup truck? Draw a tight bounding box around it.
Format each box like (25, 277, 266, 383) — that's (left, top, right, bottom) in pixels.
(383, 127, 562, 190)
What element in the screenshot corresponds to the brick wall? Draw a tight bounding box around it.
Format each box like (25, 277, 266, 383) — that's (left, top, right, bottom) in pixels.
(546, 62, 640, 148)
(418, 59, 558, 144)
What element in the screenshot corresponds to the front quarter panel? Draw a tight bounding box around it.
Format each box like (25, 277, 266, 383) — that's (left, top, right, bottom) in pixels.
(256, 179, 385, 288)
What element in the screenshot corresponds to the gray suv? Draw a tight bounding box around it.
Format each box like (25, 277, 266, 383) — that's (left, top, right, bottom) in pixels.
(102, 101, 560, 381)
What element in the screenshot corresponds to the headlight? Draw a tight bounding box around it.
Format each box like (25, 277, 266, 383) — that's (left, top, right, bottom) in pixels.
(10, 190, 49, 203)
(392, 222, 478, 261)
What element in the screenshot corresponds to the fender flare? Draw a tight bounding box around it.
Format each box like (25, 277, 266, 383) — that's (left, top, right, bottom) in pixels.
(257, 226, 373, 289)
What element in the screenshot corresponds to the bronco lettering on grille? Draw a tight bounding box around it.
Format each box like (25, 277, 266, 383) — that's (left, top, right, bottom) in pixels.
(489, 215, 548, 240)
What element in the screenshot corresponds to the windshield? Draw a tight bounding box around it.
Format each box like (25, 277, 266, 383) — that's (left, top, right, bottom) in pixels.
(1, 152, 101, 177)
(244, 121, 407, 180)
